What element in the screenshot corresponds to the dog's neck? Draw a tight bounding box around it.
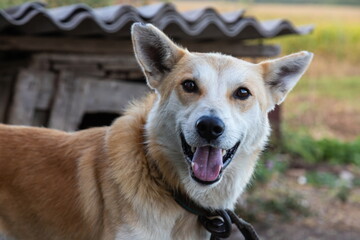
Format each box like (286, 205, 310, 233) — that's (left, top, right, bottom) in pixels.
(106, 93, 183, 211)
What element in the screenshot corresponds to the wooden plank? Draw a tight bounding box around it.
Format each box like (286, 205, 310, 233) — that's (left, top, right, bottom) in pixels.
(59, 77, 149, 113)
(6, 70, 55, 125)
(48, 72, 91, 131)
(0, 75, 13, 122)
(48, 75, 149, 131)
(31, 53, 141, 74)
(52, 63, 99, 71)
(53, 63, 106, 77)
(82, 78, 149, 113)
(7, 70, 41, 125)
(65, 79, 90, 131)
(28, 57, 50, 70)
(185, 41, 281, 58)
(106, 71, 144, 81)
(48, 71, 75, 130)
(0, 36, 281, 57)
(0, 36, 135, 54)
(32, 53, 137, 64)
(35, 71, 56, 110)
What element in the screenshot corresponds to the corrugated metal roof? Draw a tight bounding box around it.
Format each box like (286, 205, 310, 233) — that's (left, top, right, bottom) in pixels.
(0, 2, 313, 40)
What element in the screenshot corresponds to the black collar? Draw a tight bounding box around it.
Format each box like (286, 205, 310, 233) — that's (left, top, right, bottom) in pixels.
(171, 190, 261, 240)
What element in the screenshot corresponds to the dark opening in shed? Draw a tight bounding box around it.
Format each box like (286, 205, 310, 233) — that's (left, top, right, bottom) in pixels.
(78, 112, 120, 130)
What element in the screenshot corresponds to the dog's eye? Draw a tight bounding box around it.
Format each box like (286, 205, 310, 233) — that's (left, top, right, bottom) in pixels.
(182, 80, 198, 93)
(234, 87, 251, 100)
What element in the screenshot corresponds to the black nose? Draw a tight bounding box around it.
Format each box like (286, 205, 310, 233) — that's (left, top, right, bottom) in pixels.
(196, 116, 225, 141)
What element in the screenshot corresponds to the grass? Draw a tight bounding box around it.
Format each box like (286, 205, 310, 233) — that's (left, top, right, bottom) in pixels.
(268, 24, 360, 64)
(245, 4, 360, 63)
(283, 133, 360, 165)
(237, 187, 311, 222)
(295, 76, 360, 102)
(306, 171, 339, 188)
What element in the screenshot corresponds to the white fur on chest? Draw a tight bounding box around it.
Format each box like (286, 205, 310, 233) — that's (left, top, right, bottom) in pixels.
(115, 214, 209, 240)
(115, 224, 170, 240)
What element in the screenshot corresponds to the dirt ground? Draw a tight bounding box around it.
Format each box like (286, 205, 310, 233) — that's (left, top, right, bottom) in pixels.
(228, 168, 360, 240)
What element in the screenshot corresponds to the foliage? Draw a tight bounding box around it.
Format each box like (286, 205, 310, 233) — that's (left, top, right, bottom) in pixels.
(253, 153, 288, 185)
(335, 185, 351, 203)
(353, 178, 360, 187)
(238, 189, 311, 222)
(306, 171, 338, 188)
(283, 133, 360, 166)
(257, 192, 311, 220)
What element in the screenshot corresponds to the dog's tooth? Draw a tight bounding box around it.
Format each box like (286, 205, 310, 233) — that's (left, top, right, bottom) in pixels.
(191, 162, 198, 172)
(191, 146, 196, 153)
(222, 149, 226, 157)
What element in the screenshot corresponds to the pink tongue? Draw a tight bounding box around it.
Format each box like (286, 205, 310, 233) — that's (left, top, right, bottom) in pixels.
(192, 146, 222, 182)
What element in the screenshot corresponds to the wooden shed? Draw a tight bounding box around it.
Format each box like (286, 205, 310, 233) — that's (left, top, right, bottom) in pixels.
(0, 2, 312, 136)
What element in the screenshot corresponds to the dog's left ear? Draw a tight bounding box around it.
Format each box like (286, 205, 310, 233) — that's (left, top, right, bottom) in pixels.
(259, 51, 313, 111)
(131, 23, 185, 90)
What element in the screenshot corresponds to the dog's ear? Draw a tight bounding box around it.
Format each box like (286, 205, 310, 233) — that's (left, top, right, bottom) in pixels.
(131, 23, 185, 89)
(259, 51, 313, 111)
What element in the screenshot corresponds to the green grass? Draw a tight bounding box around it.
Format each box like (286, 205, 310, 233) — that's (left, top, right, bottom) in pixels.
(283, 133, 360, 165)
(306, 171, 338, 188)
(238, 189, 311, 222)
(253, 154, 288, 185)
(294, 76, 360, 104)
(266, 23, 360, 63)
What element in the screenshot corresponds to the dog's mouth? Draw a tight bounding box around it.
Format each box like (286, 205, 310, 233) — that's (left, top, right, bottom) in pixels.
(180, 133, 240, 185)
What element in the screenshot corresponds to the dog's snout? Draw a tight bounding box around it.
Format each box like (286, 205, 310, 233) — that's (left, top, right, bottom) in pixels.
(196, 116, 225, 141)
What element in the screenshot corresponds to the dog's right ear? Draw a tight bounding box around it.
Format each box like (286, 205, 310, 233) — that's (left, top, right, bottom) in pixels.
(131, 23, 185, 90)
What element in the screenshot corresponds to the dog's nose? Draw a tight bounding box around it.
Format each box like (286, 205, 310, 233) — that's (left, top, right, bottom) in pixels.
(196, 116, 225, 141)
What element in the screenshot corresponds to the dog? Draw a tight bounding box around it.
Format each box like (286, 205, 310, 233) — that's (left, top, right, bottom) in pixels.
(0, 23, 313, 240)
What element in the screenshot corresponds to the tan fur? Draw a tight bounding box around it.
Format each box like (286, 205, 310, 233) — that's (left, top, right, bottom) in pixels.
(0, 95, 192, 240)
(0, 24, 312, 240)
(0, 125, 105, 239)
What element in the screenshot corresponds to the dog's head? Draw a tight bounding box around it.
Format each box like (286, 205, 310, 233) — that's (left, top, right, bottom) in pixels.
(132, 23, 312, 206)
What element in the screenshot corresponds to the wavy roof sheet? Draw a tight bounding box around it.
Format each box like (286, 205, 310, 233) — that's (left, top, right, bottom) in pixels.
(0, 2, 313, 40)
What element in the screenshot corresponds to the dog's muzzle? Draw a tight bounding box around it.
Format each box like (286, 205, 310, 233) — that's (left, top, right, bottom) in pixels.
(180, 133, 240, 185)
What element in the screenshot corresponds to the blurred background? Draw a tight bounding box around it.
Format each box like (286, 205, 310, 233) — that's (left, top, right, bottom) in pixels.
(0, 0, 359, 239)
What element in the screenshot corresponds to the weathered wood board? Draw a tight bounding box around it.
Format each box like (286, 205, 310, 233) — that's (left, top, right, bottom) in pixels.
(7, 70, 41, 125)
(0, 36, 281, 57)
(48, 74, 149, 131)
(0, 75, 13, 122)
